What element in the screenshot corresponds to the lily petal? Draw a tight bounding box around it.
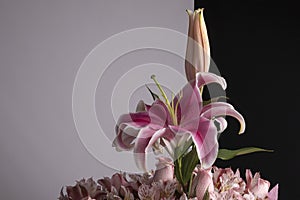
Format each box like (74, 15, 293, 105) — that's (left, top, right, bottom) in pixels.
(148, 103, 167, 129)
(196, 72, 227, 90)
(185, 9, 210, 82)
(193, 9, 210, 74)
(194, 118, 219, 169)
(201, 103, 245, 134)
(116, 112, 150, 129)
(134, 128, 167, 171)
(113, 124, 139, 151)
(185, 10, 196, 82)
(201, 102, 234, 114)
(176, 116, 219, 169)
(174, 81, 201, 124)
(214, 117, 228, 133)
(113, 112, 152, 151)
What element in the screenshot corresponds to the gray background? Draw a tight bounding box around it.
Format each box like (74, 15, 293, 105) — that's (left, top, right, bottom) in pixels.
(0, 0, 193, 199)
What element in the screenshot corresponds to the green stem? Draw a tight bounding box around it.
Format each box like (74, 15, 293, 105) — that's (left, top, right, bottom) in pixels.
(151, 75, 170, 105)
(174, 156, 184, 187)
(188, 172, 194, 197)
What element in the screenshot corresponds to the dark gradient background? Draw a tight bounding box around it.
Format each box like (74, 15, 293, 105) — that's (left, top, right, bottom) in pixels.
(195, 0, 299, 199)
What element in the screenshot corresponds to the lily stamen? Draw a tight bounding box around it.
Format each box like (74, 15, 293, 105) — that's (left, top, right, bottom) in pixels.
(151, 75, 178, 125)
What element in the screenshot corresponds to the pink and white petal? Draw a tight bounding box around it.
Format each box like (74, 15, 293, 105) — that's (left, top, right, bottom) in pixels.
(185, 10, 196, 82)
(176, 115, 204, 132)
(268, 184, 279, 200)
(245, 169, 253, 186)
(214, 117, 228, 133)
(192, 9, 210, 74)
(114, 111, 153, 150)
(133, 127, 166, 171)
(174, 81, 202, 123)
(196, 72, 227, 90)
(189, 117, 219, 169)
(151, 100, 173, 124)
(148, 103, 168, 129)
(256, 178, 270, 199)
(113, 124, 139, 151)
(192, 10, 204, 74)
(201, 105, 246, 134)
(116, 112, 150, 128)
(200, 140, 219, 169)
(195, 168, 213, 200)
(201, 102, 234, 114)
(199, 9, 210, 73)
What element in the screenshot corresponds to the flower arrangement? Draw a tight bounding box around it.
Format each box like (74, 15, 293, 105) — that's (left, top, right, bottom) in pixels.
(59, 8, 279, 200)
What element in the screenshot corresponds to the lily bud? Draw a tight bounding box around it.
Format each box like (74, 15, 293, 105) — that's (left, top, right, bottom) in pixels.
(185, 8, 210, 82)
(190, 166, 213, 199)
(153, 157, 174, 182)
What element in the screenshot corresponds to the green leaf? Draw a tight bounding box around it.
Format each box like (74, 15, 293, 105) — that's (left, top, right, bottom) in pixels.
(181, 146, 199, 185)
(174, 145, 199, 193)
(174, 156, 184, 188)
(217, 147, 273, 160)
(146, 84, 160, 100)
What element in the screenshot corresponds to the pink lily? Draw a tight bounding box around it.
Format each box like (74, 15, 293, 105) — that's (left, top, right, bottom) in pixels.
(113, 72, 245, 171)
(185, 8, 210, 82)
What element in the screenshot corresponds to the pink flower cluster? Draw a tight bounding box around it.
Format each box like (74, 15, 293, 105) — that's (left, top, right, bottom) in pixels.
(208, 167, 278, 200)
(58, 160, 278, 200)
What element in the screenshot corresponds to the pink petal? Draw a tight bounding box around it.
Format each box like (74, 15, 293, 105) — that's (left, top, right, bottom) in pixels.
(112, 123, 140, 151)
(268, 184, 279, 200)
(111, 173, 124, 192)
(153, 157, 174, 182)
(180, 117, 219, 169)
(116, 112, 150, 128)
(133, 128, 167, 171)
(201, 103, 245, 134)
(191, 167, 213, 200)
(199, 9, 210, 73)
(97, 177, 112, 191)
(214, 117, 228, 133)
(174, 81, 201, 124)
(196, 72, 227, 90)
(185, 10, 197, 82)
(201, 102, 233, 114)
(148, 103, 168, 129)
(174, 72, 227, 125)
(245, 169, 253, 186)
(151, 100, 173, 125)
(194, 118, 218, 169)
(192, 9, 210, 74)
(114, 103, 169, 151)
(184, 9, 210, 82)
(252, 178, 270, 199)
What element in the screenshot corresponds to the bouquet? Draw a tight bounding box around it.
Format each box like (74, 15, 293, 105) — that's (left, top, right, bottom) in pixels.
(59, 8, 279, 200)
